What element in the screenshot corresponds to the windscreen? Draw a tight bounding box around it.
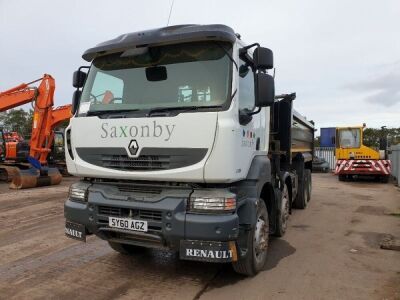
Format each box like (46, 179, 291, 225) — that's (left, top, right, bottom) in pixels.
(79, 41, 232, 114)
(338, 128, 361, 148)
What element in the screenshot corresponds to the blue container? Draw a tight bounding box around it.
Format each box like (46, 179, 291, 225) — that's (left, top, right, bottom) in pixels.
(320, 127, 336, 147)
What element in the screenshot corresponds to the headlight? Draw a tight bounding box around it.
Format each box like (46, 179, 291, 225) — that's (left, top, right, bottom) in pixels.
(69, 185, 88, 202)
(189, 197, 236, 213)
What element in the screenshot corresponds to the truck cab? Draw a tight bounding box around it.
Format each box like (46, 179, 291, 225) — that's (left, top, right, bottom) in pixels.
(64, 24, 314, 276)
(336, 126, 379, 160)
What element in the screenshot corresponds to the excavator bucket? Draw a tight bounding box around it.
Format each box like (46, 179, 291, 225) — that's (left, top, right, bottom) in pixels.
(0, 165, 21, 182)
(10, 167, 62, 189)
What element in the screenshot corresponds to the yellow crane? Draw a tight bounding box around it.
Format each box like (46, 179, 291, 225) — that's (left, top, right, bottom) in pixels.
(334, 125, 391, 182)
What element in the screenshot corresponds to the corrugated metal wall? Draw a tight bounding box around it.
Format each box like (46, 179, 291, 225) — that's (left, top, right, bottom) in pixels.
(315, 147, 336, 171)
(389, 144, 400, 186)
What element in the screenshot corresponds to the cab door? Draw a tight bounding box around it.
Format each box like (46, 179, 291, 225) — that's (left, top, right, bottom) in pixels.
(236, 56, 262, 170)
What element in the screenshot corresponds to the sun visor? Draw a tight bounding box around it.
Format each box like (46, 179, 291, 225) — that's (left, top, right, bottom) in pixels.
(82, 24, 237, 62)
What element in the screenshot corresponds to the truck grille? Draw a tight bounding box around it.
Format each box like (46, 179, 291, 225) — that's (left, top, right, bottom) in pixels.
(98, 205, 163, 221)
(101, 154, 169, 171)
(76, 147, 208, 171)
(115, 184, 162, 194)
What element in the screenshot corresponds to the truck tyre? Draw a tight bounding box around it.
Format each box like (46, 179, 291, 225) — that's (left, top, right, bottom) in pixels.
(293, 170, 310, 209)
(380, 175, 389, 183)
(108, 241, 145, 254)
(338, 175, 346, 181)
(274, 184, 289, 237)
(305, 169, 312, 202)
(232, 199, 269, 276)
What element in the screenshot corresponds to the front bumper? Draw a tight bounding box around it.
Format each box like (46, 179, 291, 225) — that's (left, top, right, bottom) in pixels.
(64, 185, 240, 257)
(335, 159, 391, 175)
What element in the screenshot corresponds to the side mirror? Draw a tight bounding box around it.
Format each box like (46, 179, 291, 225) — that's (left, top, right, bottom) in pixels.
(73, 70, 87, 88)
(253, 47, 273, 70)
(71, 90, 82, 115)
(254, 72, 275, 107)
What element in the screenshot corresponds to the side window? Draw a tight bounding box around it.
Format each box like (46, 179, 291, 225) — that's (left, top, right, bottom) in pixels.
(90, 72, 124, 104)
(238, 59, 255, 110)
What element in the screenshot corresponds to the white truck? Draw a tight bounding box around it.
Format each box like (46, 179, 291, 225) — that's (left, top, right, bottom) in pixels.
(64, 24, 314, 276)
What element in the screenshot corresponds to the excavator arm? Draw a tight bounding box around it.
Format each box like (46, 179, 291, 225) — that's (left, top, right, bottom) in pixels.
(0, 84, 38, 110)
(36, 105, 72, 164)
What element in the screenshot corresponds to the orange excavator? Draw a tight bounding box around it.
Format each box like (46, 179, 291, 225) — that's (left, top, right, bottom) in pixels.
(0, 74, 72, 189)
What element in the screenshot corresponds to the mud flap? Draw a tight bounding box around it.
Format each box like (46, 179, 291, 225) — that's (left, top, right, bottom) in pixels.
(180, 240, 237, 263)
(65, 221, 86, 242)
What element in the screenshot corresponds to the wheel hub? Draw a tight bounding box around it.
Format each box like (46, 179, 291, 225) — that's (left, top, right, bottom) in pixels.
(254, 216, 268, 257)
(281, 189, 289, 230)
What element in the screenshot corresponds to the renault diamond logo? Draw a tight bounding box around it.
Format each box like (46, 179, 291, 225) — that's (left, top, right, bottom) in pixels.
(128, 140, 139, 155)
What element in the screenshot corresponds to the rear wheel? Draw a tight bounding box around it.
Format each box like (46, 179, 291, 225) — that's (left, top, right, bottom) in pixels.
(108, 241, 146, 254)
(305, 169, 312, 202)
(274, 184, 290, 237)
(232, 199, 269, 276)
(380, 175, 389, 183)
(338, 174, 346, 181)
(293, 170, 310, 209)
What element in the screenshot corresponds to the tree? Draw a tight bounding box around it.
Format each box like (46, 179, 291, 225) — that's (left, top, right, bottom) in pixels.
(363, 127, 400, 148)
(2, 109, 33, 138)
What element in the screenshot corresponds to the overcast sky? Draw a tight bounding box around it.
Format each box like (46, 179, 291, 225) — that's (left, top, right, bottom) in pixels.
(1, 0, 399, 131)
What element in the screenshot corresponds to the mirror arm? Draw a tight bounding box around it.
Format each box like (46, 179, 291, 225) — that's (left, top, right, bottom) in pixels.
(248, 107, 261, 116)
(79, 66, 90, 72)
(239, 43, 260, 67)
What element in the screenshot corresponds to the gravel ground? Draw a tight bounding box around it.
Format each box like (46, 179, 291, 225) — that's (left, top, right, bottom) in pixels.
(0, 174, 399, 300)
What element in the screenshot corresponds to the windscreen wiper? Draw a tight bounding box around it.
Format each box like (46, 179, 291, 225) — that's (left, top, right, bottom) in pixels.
(86, 109, 139, 117)
(147, 105, 222, 117)
(213, 41, 238, 70)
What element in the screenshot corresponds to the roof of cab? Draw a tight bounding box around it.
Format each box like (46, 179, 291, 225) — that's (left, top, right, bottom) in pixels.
(82, 24, 237, 62)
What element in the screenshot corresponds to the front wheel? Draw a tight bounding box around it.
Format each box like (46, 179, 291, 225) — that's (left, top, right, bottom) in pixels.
(232, 199, 269, 276)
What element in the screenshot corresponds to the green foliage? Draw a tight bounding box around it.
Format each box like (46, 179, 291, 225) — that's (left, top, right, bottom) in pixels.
(0, 109, 34, 138)
(0, 109, 69, 139)
(363, 127, 400, 148)
(314, 136, 320, 147)
(0, 109, 33, 138)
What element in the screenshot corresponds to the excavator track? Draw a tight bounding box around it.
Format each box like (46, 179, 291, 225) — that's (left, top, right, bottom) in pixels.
(9, 167, 62, 189)
(0, 165, 20, 182)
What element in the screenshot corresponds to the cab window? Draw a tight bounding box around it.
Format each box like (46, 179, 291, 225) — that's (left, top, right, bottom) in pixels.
(90, 72, 124, 104)
(338, 128, 361, 148)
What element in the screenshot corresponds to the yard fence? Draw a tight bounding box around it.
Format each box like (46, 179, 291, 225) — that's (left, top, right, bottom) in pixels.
(389, 144, 400, 186)
(315, 147, 336, 171)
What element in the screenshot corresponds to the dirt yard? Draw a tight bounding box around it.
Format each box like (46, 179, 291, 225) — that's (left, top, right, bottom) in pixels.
(0, 174, 399, 300)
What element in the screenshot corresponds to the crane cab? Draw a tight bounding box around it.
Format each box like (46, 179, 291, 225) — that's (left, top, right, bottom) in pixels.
(335, 126, 379, 160)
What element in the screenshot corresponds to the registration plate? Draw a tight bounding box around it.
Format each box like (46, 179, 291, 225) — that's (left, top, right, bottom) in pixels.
(108, 217, 148, 232)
